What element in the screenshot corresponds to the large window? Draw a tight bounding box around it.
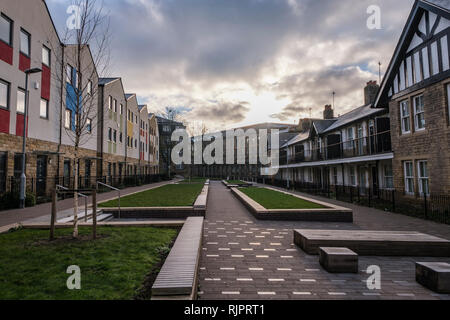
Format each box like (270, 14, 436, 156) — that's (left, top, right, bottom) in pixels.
(113, 99, 117, 113)
(66, 65, 73, 84)
(349, 166, 356, 186)
(19, 29, 30, 56)
(87, 80, 92, 96)
(16, 88, 25, 113)
(108, 128, 112, 141)
(404, 161, 414, 195)
(108, 96, 112, 110)
(346, 127, 354, 149)
(417, 160, 429, 196)
(0, 14, 12, 46)
(413, 95, 425, 131)
(384, 165, 394, 189)
(86, 118, 92, 133)
(400, 100, 410, 134)
(0, 79, 9, 109)
(40, 99, 48, 119)
(42, 46, 50, 67)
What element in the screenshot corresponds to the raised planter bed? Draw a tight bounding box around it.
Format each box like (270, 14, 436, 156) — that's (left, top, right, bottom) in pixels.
(98, 183, 209, 219)
(222, 180, 254, 189)
(231, 187, 353, 222)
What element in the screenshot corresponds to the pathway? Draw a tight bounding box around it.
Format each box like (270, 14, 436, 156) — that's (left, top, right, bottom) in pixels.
(198, 181, 450, 300)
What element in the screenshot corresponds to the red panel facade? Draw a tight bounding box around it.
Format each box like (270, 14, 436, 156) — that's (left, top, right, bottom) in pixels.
(19, 53, 30, 72)
(41, 64, 51, 100)
(0, 109, 10, 134)
(0, 42, 13, 65)
(15, 114, 28, 137)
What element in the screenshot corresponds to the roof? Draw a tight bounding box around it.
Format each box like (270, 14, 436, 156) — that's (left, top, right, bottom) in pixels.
(278, 132, 299, 148)
(323, 104, 384, 133)
(125, 94, 136, 100)
(282, 131, 310, 148)
(374, 0, 450, 107)
(313, 119, 337, 134)
(98, 78, 120, 86)
(156, 116, 185, 126)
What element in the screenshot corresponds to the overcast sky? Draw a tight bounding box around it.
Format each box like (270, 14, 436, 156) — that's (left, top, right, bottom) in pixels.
(47, 0, 420, 132)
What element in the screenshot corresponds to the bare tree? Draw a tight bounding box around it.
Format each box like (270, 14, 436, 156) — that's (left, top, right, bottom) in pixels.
(55, 0, 111, 238)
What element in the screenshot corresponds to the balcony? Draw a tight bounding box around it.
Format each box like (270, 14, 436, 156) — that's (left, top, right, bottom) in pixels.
(285, 131, 392, 165)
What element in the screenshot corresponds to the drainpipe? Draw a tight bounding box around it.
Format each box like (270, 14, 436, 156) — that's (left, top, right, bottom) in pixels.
(57, 45, 65, 183)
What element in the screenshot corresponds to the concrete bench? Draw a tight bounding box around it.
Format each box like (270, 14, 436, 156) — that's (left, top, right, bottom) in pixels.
(151, 217, 204, 300)
(294, 229, 450, 256)
(416, 262, 450, 293)
(319, 247, 358, 273)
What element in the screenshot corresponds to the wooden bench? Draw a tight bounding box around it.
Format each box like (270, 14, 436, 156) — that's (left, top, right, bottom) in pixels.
(416, 262, 450, 293)
(151, 217, 204, 300)
(294, 229, 450, 256)
(319, 247, 358, 273)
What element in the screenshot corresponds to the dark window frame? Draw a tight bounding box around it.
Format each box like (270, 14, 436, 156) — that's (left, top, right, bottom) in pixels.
(16, 87, 26, 114)
(0, 78, 10, 110)
(40, 98, 49, 119)
(0, 13, 13, 47)
(19, 27, 30, 58)
(42, 45, 51, 67)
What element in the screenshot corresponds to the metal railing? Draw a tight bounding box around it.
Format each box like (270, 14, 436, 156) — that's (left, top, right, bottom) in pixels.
(97, 181, 121, 218)
(57, 185, 89, 222)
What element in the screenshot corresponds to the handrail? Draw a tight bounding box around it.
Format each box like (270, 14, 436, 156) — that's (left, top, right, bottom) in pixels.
(97, 181, 121, 218)
(56, 185, 89, 222)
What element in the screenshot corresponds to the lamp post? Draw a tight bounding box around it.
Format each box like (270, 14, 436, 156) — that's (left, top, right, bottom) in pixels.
(19, 67, 42, 209)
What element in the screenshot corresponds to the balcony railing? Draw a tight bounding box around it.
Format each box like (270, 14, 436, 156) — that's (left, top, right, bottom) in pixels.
(284, 131, 392, 165)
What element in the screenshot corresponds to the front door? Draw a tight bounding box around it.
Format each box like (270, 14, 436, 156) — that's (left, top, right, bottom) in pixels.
(36, 156, 47, 197)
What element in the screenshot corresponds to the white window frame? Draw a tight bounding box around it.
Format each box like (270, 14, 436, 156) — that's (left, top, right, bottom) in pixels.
(40, 98, 48, 119)
(383, 165, 394, 189)
(346, 127, 354, 149)
(16, 88, 25, 114)
(108, 96, 112, 110)
(349, 166, 356, 186)
(42, 46, 50, 67)
(404, 161, 415, 195)
(417, 160, 429, 196)
(413, 95, 425, 131)
(66, 65, 73, 84)
(65, 109, 71, 129)
(400, 100, 410, 134)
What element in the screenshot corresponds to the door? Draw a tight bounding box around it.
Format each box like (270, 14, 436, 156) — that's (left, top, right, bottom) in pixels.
(372, 166, 379, 196)
(0, 152, 6, 194)
(376, 117, 391, 152)
(36, 156, 47, 197)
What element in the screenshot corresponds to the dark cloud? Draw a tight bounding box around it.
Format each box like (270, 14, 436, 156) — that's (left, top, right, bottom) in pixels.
(188, 102, 250, 123)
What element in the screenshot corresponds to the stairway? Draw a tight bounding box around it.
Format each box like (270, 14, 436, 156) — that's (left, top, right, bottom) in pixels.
(57, 209, 113, 223)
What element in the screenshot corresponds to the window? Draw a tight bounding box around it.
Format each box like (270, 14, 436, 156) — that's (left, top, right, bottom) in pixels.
(346, 127, 354, 149)
(0, 80, 9, 109)
(113, 129, 117, 143)
(400, 100, 410, 134)
(349, 166, 356, 186)
(86, 118, 92, 133)
(16, 89, 25, 113)
(42, 46, 50, 67)
(417, 160, 429, 196)
(113, 99, 117, 113)
(413, 95, 425, 131)
(120, 104, 123, 115)
(0, 152, 6, 194)
(20, 29, 30, 56)
(333, 167, 338, 185)
(66, 65, 73, 84)
(87, 80, 92, 96)
(65, 109, 71, 129)
(0, 14, 12, 46)
(40, 99, 48, 119)
(163, 125, 170, 132)
(404, 161, 414, 194)
(108, 128, 112, 141)
(119, 132, 123, 143)
(384, 165, 394, 189)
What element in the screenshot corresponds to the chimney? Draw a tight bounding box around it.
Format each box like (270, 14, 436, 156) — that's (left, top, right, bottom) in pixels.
(323, 104, 334, 120)
(298, 118, 313, 132)
(364, 80, 379, 105)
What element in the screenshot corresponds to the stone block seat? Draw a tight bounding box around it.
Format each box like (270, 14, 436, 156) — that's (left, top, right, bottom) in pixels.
(319, 247, 358, 273)
(416, 262, 450, 293)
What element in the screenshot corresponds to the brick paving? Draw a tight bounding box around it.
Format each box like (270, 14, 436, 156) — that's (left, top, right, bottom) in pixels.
(198, 181, 450, 300)
(0, 179, 177, 228)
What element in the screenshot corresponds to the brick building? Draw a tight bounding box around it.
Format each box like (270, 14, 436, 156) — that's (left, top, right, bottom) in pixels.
(374, 0, 450, 196)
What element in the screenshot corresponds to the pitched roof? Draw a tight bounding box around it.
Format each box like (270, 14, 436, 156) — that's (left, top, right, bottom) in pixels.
(282, 131, 310, 148)
(98, 78, 120, 86)
(374, 0, 450, 107)
(323, 104, 384, 133)
(125, 94, 136, 100)
(313, 119, 337, 134)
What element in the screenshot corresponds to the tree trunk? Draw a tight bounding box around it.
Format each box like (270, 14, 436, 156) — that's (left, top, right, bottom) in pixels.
(73, 151, 79, 238)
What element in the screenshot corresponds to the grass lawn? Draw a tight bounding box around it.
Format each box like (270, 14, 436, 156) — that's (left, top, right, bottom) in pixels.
(0, 226, 178, 300)
(99, 183, 204, 207)
(240, 187, 326, 209)
(227, 180, 247, 184)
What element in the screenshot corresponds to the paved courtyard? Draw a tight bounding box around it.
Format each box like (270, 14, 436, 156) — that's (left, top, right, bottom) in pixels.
(198, 181, 450, 300)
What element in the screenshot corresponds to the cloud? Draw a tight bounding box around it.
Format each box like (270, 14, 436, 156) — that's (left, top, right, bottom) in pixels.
(46, 0, 418, 128)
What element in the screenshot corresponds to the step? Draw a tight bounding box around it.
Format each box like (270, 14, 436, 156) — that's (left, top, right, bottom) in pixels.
(86, 213, 113, 223)
(57, 209, 101, 223)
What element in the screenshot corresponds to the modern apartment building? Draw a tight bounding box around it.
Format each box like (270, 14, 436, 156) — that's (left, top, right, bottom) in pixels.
(148, 113, 160, 175)
(156, 116, 186, 176)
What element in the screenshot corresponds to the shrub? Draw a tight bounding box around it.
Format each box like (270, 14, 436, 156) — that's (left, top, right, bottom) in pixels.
(0, 192, 36, 211)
